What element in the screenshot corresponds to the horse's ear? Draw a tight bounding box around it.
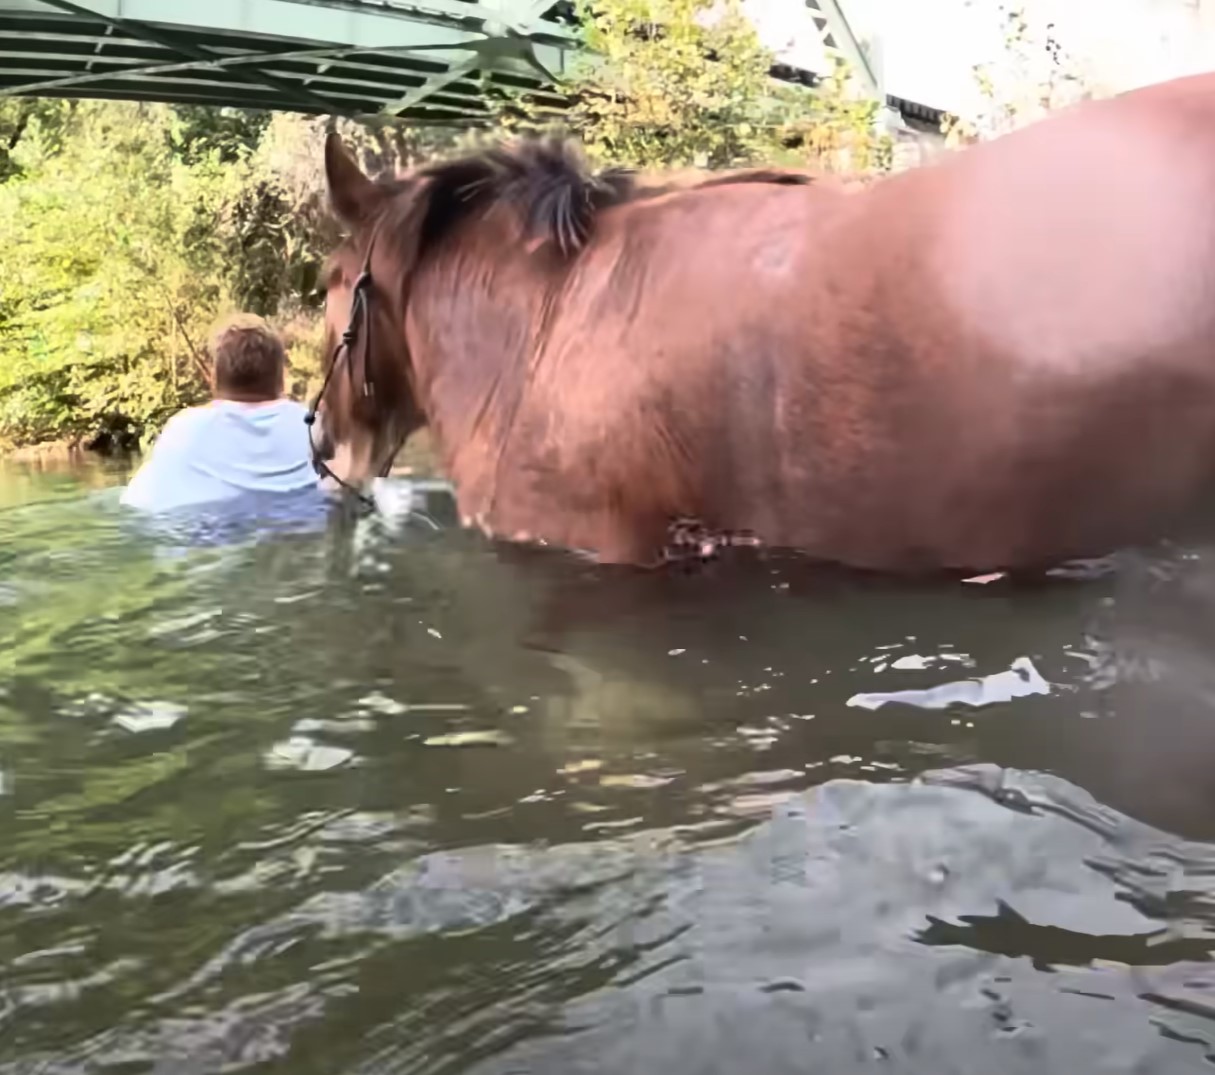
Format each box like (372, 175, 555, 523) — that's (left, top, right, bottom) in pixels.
(325, 132, 379, 227)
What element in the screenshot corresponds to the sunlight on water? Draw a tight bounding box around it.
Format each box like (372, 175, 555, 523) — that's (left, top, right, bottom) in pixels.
(5, 458, 1215, 1073)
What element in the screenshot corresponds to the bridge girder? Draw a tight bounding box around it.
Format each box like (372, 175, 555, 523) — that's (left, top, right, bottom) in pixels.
(0, 0, 579, 122)
(0, 0, 936, 130)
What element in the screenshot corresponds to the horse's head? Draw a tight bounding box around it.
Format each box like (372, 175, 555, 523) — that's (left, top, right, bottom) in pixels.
(317, 134, 427, 489)
(318, 131, 637, 492)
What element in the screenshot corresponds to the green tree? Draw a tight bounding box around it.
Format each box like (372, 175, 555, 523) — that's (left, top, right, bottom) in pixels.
(487, 0, 890, 173)
(0, 98, 74, 181)
(940, 2, 1101, 146)
(0, 103, 230, 449)
(166, 104, 272, 165)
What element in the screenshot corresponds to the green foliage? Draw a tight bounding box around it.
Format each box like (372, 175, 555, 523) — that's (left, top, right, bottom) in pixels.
(939, 2, 1100, 146)
(0, 103, 340, 450)
(166, 104, 272, 165)
(0, 103, 231, 448)
(0, 98, 75, 181)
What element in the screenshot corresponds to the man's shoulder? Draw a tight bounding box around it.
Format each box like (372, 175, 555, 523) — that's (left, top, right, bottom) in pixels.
(262, 399, 313, 438)
(163, 403, 218, 431)
(210, 398, 310, 420)
(270, 398, 311, 419)
(152, 404, 216, 447)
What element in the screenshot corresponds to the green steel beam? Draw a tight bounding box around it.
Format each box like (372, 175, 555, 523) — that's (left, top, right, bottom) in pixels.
(0, 50, 567, 113)
(1, 33, 490, 75)
(37, 83, 498, 121)
(33, 0, 362, 114)
(805, 0, 878, 99)
(383, 54, 481, 114)
(1, 0, 576, 48)
(0, 0, 578, 120)
(0, 33, 502, 91)
(0, 41, 454, 98)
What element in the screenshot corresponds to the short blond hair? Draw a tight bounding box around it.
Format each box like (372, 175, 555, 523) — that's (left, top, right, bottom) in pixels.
(209, 313, 285, 399)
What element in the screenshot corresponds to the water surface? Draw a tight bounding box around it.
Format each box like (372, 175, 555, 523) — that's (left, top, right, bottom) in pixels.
(5, 457, 1215, 1073)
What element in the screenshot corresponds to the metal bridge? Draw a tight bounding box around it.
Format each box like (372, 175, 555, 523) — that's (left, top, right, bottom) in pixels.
(0, 0, 585, 125)
(0, 0, 936, 127)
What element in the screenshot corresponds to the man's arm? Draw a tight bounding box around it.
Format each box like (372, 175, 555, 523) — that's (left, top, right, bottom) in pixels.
(119, 411, 196, 510)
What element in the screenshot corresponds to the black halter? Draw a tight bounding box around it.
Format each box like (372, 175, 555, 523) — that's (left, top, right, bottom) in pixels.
(305, 230, 407, 508)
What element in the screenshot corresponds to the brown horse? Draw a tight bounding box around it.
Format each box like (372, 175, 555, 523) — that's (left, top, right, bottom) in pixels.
(317, 71, 1215, 573)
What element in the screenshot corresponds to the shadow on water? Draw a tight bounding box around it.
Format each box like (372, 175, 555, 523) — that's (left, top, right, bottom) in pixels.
(5, 462, 1215, 1072)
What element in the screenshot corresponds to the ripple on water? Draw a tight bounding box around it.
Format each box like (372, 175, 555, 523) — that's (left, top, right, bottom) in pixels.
(10, 469, 1215, 1073)
(7, 768, 1208, 1074)
(847, 656, 1051, 712)
(263, 737, 356, 772)
(144, 608, 225, 645)
(111, 701, 187, 734)
(422, 730, 515, 748)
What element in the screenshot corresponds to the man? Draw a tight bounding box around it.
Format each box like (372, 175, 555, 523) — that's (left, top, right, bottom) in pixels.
(121, 314, 319, 512)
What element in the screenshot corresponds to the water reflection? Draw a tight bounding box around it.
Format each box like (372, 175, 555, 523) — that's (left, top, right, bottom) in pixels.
(4, 462, 1215, 1072)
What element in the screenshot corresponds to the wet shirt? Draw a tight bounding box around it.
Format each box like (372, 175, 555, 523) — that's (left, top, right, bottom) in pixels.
(120, 399, 319, 513)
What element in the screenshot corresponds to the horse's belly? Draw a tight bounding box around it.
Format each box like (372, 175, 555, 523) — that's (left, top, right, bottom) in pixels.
(774, 360, 1215, 573)
(908, 384, 1215, 570)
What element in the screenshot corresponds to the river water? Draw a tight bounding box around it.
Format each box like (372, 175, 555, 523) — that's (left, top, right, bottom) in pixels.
(6, 456, 1215, 1073)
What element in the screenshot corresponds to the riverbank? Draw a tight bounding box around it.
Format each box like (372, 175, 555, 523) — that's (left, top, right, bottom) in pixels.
(2, 438, 111, 465)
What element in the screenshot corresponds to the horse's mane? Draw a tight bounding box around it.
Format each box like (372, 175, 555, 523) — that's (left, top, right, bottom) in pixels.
(364, 136, 817, 263)
(633, 167, 818, 199)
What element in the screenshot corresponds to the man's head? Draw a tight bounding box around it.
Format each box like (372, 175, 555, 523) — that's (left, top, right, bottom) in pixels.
(209, 314, 286, 402)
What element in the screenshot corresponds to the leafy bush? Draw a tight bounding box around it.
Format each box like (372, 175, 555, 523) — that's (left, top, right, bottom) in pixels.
(0, 103, 231, 448)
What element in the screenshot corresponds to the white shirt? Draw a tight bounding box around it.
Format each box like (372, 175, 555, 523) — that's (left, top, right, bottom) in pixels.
(120, 398, 319, 513)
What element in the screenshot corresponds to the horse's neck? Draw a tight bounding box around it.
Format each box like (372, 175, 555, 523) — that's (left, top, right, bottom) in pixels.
(410, 242, 546, 497)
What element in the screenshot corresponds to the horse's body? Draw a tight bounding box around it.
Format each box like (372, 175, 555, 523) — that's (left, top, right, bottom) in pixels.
(320, 71, 1215, 572)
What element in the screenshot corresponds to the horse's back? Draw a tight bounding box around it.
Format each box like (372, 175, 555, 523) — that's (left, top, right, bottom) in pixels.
(916, 72, 1215, 375)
